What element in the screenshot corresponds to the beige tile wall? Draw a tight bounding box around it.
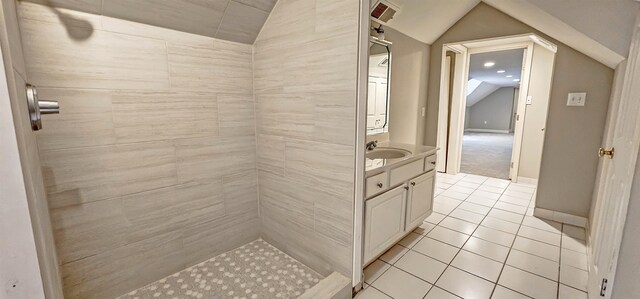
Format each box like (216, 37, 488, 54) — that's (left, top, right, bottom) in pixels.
(17, 2, 260, 298)
(253, 0, 359, 277)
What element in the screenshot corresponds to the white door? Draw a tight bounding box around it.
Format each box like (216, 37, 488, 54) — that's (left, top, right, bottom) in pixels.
(589, 12, 640, 299)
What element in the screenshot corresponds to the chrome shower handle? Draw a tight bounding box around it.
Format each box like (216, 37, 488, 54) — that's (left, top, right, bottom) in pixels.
(26, 84, 59, 131)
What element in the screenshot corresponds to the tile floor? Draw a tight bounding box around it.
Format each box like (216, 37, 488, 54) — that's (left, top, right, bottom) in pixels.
(358, 173, 589, 299)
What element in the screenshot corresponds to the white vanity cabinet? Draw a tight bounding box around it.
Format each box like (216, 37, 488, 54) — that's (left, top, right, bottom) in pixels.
(363, 185, 407, 263)
(363, 153, 436, 265)
(406, 170, 435, 229)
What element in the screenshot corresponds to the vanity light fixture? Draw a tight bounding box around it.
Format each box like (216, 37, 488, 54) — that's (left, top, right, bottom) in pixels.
(506, 75, 513, 78)
(513, 78, 520, 82)
(484, 61, 495, 68)
(497, 70, 505, 73)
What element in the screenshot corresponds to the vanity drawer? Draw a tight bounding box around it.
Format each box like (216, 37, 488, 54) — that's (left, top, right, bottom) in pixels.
(424, 155, 437, 172)
(366, 172, 389, 198)
(389, 159, 423, 186)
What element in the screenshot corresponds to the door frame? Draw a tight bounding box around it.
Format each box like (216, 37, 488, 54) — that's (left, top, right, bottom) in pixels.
(435, 34, 557, 182)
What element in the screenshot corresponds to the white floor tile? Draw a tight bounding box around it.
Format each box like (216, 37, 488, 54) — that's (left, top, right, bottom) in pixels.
(477, 184, 506, 194)
(355, 286, 392, 299)
(440, 217, 478, 235)
(506, 250, 559, 281)
(506, 184, 536, 194)
(498, 265, 558, 299)
(414, 221, 436, 235)
(562, 224, 586, 241)
(472, 190, 501, 200)
(456, 181, 481, 189)
(494, 202, 528, 214)
(481, 216, 520, 234)
(473, 226, 516, 247)
(483, 178, 511, 188)
(451, 250, 503, 282)
(372, 267, 432, 299)
(462, 236, 510, 263)
(561, 249, 588, 271)
(461, 175, 489, 184)
(426, 212, 447, 224)
(395, 250, 447, 284)
(434, 201, 459, 215)
(488, 209, 524, 224)
(379, 244, 409, 264)
(449, 185, 476, 195)
(503, 189, 533, 200)
(512, 236, 560, 262)
(498, 195, 531, 207)
(441, 190, 470, 201)
(364, 259, 391, 284)
(560, 265, 588, 291)
(412, 237, 459, 264)
(436, 266, 495, 299)
(558, 284, 588, 299)
(398, 232, 423, 248)
(521, 216, 562, 233)
(491, 285, 530, 299)
(518, 225, 561, 246)
(561, 235, 587, 254)
(467, 196, 498, 207)
(449, 208, 486, 223)
(424, 287, 461, 299)
(457, 202, 492, 215)
(427, 226, 470, 248)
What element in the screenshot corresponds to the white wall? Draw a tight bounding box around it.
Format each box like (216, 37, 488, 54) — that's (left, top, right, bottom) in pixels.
(466, 87, 515, 131)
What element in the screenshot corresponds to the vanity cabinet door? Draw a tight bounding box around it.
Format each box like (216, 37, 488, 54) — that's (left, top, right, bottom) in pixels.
(364, 185, 407, 264)
(406, 170, 435, 230)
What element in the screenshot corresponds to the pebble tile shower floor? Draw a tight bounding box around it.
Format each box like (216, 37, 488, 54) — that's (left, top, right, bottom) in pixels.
(118, 239, 322, 299)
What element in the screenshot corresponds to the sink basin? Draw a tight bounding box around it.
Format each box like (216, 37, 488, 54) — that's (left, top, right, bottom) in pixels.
(366, 147, 411, 159)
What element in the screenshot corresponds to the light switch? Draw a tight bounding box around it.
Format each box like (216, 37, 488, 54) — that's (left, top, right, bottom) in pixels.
(526, 96, 533, 105)
(567, 92, 586, 106)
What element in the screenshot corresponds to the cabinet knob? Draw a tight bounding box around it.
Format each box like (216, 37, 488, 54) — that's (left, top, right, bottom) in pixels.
(404, 186, 409, 190)
(411, 182, 416, 186)
(430, 161, 436, 165)
(377, 183, 383, 188)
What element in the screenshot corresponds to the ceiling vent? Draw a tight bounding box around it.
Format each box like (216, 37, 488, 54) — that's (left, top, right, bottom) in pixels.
(370, 0, 400, 25)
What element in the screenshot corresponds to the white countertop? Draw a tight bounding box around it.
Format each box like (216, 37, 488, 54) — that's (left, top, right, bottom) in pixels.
(365, 142, 438, 175)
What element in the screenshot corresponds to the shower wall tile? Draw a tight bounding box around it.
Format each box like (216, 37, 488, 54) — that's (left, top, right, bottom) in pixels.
(216, 1, 270, 44)
(24, 0, 103, 14)
(234, 0, 278, 13)
(18, 3, 260, 297)
(174, 136, 256, 183)
(167, 42, 253, 94)
(218, 94, 256, 136)
(112, 92, 219, 143)
(256, 134, 286, 176)
(35, 88, 116, 151)
(41, 141, 179, 209)
(20, 18, 170, 90)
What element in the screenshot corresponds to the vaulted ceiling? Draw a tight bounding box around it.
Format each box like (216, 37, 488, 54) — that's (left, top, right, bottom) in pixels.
(385, 0, 639, 67)
(23, 0, 278, 44)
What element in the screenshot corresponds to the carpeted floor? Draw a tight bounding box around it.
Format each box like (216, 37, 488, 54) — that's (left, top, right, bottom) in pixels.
(460, 132, 513, 180)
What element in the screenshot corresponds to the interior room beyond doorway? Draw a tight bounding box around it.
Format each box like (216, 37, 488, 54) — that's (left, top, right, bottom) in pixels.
(461, 49, 524, 179)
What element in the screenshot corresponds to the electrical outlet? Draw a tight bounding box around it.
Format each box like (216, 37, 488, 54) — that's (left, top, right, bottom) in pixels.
(526, 96, 533, 105)
(567, 92, 587, 106)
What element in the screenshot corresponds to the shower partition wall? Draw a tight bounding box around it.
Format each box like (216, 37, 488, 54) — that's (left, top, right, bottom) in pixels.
(3, 0, 361, 297)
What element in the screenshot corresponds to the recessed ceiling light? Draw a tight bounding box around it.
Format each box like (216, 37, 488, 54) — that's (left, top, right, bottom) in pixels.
(497, 70, 506, 73)
(506, 75, 513, 78)
(513, 79, 520, 82)
(484, 61, 495, 68)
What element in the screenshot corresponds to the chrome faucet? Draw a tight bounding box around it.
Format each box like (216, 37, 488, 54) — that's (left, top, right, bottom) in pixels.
(366, 140, 378, 151)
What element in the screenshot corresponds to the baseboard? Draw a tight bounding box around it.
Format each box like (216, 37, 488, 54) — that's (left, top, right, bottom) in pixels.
(465, 128, 510, 134)
(534, 207, 588, 228)
(515, 177, 538, 186)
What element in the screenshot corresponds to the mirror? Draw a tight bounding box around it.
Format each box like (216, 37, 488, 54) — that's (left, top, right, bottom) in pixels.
(367, 39, 391, 135)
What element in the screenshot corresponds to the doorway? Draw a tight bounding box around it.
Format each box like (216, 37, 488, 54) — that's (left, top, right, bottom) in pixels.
(460, 49, 524, 179)
(436, 34, 556, 184)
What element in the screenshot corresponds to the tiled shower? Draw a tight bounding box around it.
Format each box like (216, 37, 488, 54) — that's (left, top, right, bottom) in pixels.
(2, 0, 359, 297)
